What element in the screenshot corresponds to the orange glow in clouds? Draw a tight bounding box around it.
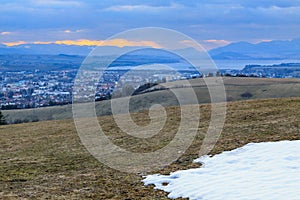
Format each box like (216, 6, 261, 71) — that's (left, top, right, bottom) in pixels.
(33, 41, 53, 45)
(203, 39, 229, 44)
(3, 39, 162, 48)
(3, 41, 26, 46)
(55, 39, 161, 48)
(1, 32, 12, 35)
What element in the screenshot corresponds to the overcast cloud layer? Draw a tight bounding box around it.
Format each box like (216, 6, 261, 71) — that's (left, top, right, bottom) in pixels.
(1, 0, 300, 49)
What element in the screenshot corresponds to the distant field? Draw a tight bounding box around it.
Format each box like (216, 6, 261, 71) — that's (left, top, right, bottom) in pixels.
(3, 77, 300, 124)
(1, 97, 300, 199)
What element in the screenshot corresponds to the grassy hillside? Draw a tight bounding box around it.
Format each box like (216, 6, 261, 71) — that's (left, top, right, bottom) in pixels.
(1, 97, 300, 199)
(3, 77, 300, 124)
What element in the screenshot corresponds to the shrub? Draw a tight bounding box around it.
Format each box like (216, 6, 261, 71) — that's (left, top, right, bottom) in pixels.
(0, 110, 7, 125)
(13, 119, 23, 124)
(241, 92, 253, 98)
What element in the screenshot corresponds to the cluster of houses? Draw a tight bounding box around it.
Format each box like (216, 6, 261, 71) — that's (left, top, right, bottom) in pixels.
(0, 68, 201, 109)
(0, 70, 75, 109)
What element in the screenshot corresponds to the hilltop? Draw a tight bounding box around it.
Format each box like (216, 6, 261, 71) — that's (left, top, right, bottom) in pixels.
(1, 97, 300, 199)
(1, 76, 300, 199)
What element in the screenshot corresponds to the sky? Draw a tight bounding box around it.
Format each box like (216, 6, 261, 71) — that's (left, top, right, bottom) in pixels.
(1, 0, 300, 50)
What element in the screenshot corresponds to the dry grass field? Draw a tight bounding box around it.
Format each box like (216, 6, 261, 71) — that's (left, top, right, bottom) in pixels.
(1, 97, 300, 199)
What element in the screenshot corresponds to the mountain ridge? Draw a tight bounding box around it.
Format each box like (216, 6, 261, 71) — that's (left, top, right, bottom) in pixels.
(1, 38, 300, 60)
(209, 38, 300, 60)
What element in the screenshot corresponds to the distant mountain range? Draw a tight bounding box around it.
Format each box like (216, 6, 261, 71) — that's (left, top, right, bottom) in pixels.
(209, 38, 300, 60)
(1, 38, 300, 60)
(0, 44, 164, 56)
(0, 44, 93, 55)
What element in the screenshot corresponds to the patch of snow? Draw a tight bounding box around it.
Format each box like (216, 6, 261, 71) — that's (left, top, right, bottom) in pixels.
(143, 140, 300, 200)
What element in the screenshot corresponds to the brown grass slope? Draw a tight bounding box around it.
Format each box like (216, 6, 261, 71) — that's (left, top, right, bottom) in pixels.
(1, 97, 300, 199)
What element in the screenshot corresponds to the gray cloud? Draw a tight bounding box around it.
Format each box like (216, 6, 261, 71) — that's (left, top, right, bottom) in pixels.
(0, 0, 300, 43)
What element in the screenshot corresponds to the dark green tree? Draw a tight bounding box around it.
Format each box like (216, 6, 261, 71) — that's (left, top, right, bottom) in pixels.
(0, 110, 7, 125)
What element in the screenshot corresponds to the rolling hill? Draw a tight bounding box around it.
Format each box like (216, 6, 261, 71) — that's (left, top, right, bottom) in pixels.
(3, 77, 300, 124)
(1, 96, 300, 199)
